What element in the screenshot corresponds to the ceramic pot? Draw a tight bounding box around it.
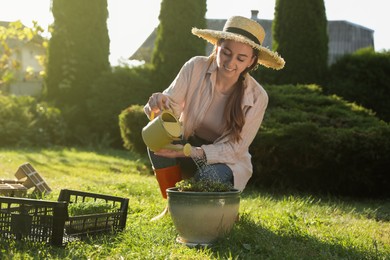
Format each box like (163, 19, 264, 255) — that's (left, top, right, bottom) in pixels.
(167, 187, 241, 246)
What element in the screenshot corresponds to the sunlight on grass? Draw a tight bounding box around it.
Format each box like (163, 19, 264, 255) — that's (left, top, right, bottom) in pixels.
(238, 191, 389, 259)
(0, 147, 389, 259)
(0, 147, 152, 198)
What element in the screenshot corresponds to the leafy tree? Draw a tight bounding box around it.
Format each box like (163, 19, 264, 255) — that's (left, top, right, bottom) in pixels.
(0, 21, 45, 93)
(273, 0, 328, 84)
(152, 0, 206, 88)
(45, 0, 110, 143)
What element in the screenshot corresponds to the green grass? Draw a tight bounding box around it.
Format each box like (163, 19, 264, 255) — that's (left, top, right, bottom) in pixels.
(0, 147, 389, 259)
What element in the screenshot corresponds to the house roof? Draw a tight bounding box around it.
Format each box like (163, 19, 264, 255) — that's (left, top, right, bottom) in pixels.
(327, 20, 375, 64)
(129, 11, 375, 65)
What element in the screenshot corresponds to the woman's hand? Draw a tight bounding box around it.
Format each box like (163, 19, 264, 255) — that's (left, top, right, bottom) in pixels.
(154, 145, 205, 159)
(147, 92, 170, 115)
(154, 144, 187, 158)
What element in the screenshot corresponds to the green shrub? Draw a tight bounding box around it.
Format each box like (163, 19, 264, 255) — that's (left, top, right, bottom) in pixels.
(118, 104, 149, 154)
(249, 84, 389, 198)
(0, 95, 30, 146)
(0, 95, 66, 146)
(325, 48, 390, 122)
(86, 65, 153, 148)
(26, 101, 67, 145)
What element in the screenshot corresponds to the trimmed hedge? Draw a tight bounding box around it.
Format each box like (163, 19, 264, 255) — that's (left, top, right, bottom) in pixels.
(251, 122, 389, 197)
(249, 84, 389, 198)
(325, 48, 390, 122)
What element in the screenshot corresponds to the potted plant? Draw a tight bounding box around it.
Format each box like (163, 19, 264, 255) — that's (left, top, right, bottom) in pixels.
(167, 178, 241, 246)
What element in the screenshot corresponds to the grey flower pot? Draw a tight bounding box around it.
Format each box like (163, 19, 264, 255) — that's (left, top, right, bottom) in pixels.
(167, 187, 241, 246)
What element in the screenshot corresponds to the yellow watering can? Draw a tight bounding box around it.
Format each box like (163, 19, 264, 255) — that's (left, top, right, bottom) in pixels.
(142, 110, 191, 156)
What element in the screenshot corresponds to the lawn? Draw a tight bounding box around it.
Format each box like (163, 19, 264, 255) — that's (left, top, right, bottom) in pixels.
(0, 147, 389, 259)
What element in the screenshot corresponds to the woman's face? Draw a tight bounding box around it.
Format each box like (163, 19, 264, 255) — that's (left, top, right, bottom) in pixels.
(216, 39, 256, 79)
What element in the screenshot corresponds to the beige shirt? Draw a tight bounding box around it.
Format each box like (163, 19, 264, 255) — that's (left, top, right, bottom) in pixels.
(147, 56, 268, 191)
(195, 88, 229, 142)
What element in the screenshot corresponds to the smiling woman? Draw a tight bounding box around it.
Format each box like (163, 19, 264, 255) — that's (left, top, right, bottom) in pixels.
(143, 16, 284, 213)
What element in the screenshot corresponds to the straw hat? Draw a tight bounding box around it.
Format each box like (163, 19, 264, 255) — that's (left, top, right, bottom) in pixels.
(192, 16, 285, 70)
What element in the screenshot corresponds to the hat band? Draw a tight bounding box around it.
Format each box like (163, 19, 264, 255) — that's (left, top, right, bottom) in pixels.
(225, 27, 261, 45)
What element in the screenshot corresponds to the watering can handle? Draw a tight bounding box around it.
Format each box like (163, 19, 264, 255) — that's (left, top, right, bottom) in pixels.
(150, 95, 170, 121)
(150, 111, 155, 120)
(150, 108, 168, 121)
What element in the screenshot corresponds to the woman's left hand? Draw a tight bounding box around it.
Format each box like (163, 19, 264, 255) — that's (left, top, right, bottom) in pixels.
(154, 144, 187, 158)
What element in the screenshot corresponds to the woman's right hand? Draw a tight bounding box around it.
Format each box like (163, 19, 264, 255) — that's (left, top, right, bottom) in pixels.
(147, 93, 170, 117)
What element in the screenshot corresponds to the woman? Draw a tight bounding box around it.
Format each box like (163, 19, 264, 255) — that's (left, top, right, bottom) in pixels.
(144, 16, 284, 202)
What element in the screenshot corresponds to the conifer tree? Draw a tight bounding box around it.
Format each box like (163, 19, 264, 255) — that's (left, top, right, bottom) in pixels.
(152, 0, 206, 88)
(46, 0, 110, 105)
(273, 0, 328, 84)
(45, 0, 110, 142)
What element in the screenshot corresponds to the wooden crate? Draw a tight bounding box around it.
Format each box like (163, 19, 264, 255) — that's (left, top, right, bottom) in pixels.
(0, 179, 24, 184)
(14, 163, 51, 194)
(0, 183, 28, 197)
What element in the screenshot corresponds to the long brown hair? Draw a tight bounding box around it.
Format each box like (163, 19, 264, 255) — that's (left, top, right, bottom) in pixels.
(211, 39, 259, 143)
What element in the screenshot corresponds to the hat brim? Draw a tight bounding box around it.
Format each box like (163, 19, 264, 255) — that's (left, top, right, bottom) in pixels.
(192, 28, 285, 70)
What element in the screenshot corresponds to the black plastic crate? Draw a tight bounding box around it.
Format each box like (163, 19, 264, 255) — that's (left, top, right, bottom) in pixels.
(0, 189, 129, 246)
(0, 196, 67, 246)
(59, 189, 129, 241)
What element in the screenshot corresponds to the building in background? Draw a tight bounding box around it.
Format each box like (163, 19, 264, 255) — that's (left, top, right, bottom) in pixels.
(0, 21, 45, 96)
(130, 10, 374, 66)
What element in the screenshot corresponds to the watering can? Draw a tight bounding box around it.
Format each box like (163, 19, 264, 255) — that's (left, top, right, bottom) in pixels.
(142, 110, 191, 156)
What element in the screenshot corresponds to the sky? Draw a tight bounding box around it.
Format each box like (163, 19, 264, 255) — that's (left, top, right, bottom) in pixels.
(1, 0, 389, 66)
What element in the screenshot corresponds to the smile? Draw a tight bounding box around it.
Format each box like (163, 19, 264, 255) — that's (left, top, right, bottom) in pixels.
(223, 65, 235, 72)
